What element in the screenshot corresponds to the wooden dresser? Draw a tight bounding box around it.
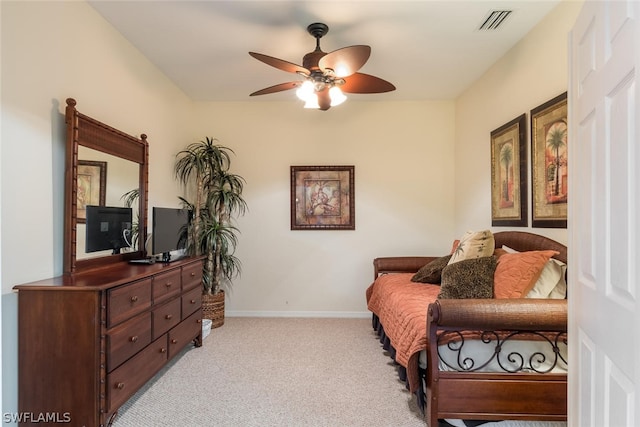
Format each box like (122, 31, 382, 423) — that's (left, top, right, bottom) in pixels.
(13, 257, 204, 427)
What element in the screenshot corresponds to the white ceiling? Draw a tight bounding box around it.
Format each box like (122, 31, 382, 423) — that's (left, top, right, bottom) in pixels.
(88, 0, 560, 102)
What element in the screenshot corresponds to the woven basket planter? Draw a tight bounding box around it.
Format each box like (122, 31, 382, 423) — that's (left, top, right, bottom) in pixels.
(202, 290, 225, 328)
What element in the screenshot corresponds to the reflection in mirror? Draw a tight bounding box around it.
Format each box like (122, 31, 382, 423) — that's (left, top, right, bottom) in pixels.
(64, 98, 148, 274)
(76, 146, 140, 260)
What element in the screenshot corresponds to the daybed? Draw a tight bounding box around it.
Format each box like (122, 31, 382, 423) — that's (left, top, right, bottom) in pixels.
(366, 231, 568, 427)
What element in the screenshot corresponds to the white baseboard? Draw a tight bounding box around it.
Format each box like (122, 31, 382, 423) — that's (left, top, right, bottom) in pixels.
(225, 310, 371, 319)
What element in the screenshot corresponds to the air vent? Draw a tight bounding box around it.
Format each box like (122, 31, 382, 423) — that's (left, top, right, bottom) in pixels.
(478, 10, 512, 30)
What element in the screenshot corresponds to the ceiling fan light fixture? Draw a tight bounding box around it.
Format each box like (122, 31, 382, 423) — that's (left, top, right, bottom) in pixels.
(303, 94, 320, 109)
(296, 77, 345, 109)
(296, 80, 315, 101)
(296, 80, 321, 108)
(329, 86, 347, 107)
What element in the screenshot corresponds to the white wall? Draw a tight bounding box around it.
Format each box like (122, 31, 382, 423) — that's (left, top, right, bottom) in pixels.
(0, 1, 193, 418)
(189, 100, 456, 315)
(454, 0, 583, 245)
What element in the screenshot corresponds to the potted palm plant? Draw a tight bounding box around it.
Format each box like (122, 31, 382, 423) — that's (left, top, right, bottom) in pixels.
(121, 188, 140, 250)
(174, 137, 247, 328)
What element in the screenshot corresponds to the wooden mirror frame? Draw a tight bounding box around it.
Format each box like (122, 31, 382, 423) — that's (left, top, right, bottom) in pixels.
(63, 98, 149, 274)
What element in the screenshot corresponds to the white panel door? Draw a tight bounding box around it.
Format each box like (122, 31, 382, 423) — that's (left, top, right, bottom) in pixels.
(569, 1, 639, 426)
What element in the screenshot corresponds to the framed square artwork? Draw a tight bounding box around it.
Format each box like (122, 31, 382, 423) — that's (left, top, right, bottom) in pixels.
(290, 165, 355, 230)
(77, 160, 107, 223)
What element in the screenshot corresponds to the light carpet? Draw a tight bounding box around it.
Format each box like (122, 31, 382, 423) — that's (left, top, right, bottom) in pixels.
(112, 317, 426, 427)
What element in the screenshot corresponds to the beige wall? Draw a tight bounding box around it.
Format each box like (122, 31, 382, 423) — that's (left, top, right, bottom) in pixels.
(454, 0, 582, 244)
(189, 100, 456, 315)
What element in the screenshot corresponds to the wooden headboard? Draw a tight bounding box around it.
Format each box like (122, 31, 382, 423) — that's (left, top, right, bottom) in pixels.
(373, 231, 567, 279)
(493, 231, 567, 264)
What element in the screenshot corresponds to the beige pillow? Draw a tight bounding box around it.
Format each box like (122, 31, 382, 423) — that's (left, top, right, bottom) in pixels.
(548, 277, 568, 299)
(448, 230, 495, 265)
(526, 258, 567, 299)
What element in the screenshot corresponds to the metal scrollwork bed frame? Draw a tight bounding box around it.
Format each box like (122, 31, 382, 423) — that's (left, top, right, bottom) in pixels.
(425, 297, 568, 427)
(437, 330, 568, 374)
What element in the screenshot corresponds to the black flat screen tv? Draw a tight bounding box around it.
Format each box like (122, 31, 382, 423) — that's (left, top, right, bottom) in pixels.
(152, 207, 189, 262)
(85, 205, 133, 254)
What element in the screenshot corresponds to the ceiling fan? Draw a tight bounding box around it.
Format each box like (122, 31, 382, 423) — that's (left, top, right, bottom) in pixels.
(249, 23, 396, 111)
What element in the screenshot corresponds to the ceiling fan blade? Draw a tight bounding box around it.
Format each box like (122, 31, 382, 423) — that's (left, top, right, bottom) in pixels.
(249, 52, 309, 75)
(340, 73, 396, 94)
(250, 82, 302, 97)
(318, 45, 371, 77)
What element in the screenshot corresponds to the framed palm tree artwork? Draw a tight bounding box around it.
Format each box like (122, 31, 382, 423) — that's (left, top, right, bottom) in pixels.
(530, 92, 568, 228)
(491, 114, 527, 227)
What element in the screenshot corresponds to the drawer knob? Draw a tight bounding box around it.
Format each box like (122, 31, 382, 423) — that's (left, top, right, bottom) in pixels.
(130, 296, 138, 303)
(171, 339, 177, 344)
(190, 299, 196, 304)
(160, 348, 166, 354)
(130, 336, 138, 343)
(165, 314, 173, 320)
(116, 382, 125, 390)
(165, 282, 172, 288)
(190, 272, 196, 277)
(197, 319, 202, 324)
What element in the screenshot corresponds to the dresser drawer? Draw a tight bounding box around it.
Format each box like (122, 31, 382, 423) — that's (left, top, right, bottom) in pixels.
(168, 309, 202, 359)
(152, 269, 181, 303)
(106, 312, 152, 372)
(106, 334, 168, 413)
(152, 297, 181, 339)
(181, 261, 203, 291)
(182, 286, 202, 318)
(107, 279, 152, 327)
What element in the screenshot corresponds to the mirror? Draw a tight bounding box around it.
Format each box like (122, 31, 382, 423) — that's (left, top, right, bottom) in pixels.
(76, 146, 140, 261)
(63, 98, 148, 274)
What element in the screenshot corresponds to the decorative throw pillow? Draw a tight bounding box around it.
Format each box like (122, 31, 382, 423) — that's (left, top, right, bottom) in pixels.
(548, 275, 568, 299)
(526, 258, 568, 299)
(411, 255, 452, 284)
(500, 245, 568, 299)
(494, 250, 559, 299)
(448, 230, 495, 265)
(438, 256, 497, 299)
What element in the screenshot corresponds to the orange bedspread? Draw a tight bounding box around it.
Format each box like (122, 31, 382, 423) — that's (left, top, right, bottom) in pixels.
(366, 273, 440, 392)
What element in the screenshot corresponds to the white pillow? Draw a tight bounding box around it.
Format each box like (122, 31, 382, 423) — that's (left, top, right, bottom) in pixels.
(526, 258, 567, 299)
(547, 264, 568, 298)
(501, 245, 518, 254)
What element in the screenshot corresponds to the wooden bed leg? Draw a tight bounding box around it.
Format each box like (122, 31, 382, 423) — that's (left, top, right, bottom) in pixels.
(426, 402, 438, 427)
(424, 375, 438, 426)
